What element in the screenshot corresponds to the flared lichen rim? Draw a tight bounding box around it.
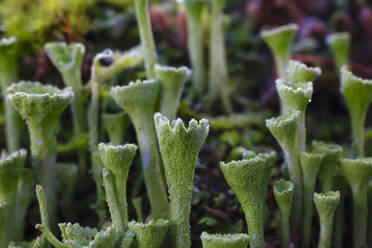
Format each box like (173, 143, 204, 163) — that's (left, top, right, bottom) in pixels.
(0, 37, 17, 46)
(111, 79, 158, 93)
(288, 60, 321, 77)
(274, 179, 294, 195)
(341, 65, 372, 87)
(7, 81, 73, 100)
(314, 191, 340, 202)
(154, 112, 209, 134)
(201, 232, 250, 242)
(44, 42, 85, 71)
(154, 64, 192, 77)
(98, 143, 137, 154)
(340, 157, 372, 168)
(128, 219, 169, 228)
(0, 149, 27, 164)
(260, 23, 299, 38)
(276, 79, 313, 97)
(220, 156, 265, 169)
(311, 140, 343, 154)
(265, 110, 300, 129)
(326, 32, 351, 45)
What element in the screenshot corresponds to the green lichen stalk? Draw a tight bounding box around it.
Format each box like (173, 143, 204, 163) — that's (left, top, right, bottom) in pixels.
(314, 191, 340, 248)
(208, 0, 232, 114)
(220, 156, 268, 248)
(45, 42, 87, 175)
(134, 0, 157, 78)
(0, 37, 22, 152)
(98, 143, 137, 231)
(327, 32, 351, 72)
(276, 79, 313, 150)
(8, 81, 73, 228)
(311, 140, 343, 192)
(339, 158, 372, 248)
(102, 112, 129, 145)
(200, 232, 249, 248)
(300, 151, 325, 248)
(261, 24, 298, 80)
(340, 66, 372, 157)
(128, 219, 169, 248)
(241, 149, 276, 205)
(111, 80, 169, 219)
(273, 179, 294, 248)
(0, 150, 28, 246)
(183, 0, 206, 95)
(266, 111, 303, 230)
(154, 64, 191, 120)
(154, 113, 209, 248)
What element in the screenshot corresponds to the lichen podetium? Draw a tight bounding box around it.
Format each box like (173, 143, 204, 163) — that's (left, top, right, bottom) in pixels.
(111, 80, 169, 219)
(220, 156, 268, 248)
(200, 232, 250, 248)
(8, 81, 73, 228)
(314, 191, 340, 248)
(340, 66, 372, 157)
(154, 113, 209, 248)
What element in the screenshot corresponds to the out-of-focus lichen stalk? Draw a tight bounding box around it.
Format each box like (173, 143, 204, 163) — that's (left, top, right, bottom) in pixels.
(134, 0, 157, 78)
(273, 179, 294, 248)
(0, 150, 28, 246)
(208, 0, 232, 114)
(45, 42, 87, 176)
(200, 232, 250, 248)
(327, 32, 350, 72)
(102, 112, 128, 145)
(154, 64, 191, 120)
(339, 158, 372, 248)
(184, 0, 206, 95)
(8, 81, 72, 229)
(260, 24, 298, 80)
(314, 191, 340, 248)
(311, 140, 343, 192)
(340, 66, 372, 157)
(128, 219, 169, 248)
(111, 80, 169, 219)
(300, 152, 324, 248)
(154, 113, 209, 248)
(0, 37, 22, 152)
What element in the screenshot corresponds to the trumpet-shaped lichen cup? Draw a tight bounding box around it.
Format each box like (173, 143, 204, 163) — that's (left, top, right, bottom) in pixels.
(8, 81, 73, 228)
(200, 232, 250, 248)
(340, 65, 372, 157)
(154, 64, 191, 120)
(111, 80, 169, 219)
(154, 113, 209, 248)
(273, 179, 294, 248)
(98, 143, 137, 231)
(128, 219, 169, 248)
(314, 191, 340, 248)
(339, 158, 372, 248)
(220, 155, 268, 248)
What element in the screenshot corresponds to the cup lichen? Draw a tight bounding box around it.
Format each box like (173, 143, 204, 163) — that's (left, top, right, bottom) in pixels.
(154, 113, 209, 248)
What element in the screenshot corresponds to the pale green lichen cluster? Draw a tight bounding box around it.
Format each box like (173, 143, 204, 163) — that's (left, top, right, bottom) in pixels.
(0, 4, 369, 248)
